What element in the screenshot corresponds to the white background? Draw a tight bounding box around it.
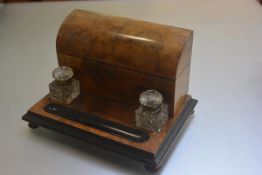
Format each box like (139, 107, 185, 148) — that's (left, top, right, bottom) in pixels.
(0, 0, 262, 174)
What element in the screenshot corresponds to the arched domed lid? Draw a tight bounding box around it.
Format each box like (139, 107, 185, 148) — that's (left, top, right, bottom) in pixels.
(56, 10, 193, 80)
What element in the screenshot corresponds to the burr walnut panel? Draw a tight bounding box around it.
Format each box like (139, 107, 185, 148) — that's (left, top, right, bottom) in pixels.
(56, 10, 193, 117)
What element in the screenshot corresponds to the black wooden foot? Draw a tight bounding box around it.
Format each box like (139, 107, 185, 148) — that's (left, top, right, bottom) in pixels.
(144, 165, 160, 172)
(28, 123, 39, 129)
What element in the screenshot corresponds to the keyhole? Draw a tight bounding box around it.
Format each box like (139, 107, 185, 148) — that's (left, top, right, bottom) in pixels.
(105, 68, 116, 78)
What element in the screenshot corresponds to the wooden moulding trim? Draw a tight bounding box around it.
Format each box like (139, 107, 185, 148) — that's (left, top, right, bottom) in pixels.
(57, 53, 176, 82)
(22, 97, 197, 167)
(22, 112, 156, 164)
(154, 97, 197, 167)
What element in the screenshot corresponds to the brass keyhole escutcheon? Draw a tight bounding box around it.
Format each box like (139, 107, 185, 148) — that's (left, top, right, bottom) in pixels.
(105, 67, 116, 78)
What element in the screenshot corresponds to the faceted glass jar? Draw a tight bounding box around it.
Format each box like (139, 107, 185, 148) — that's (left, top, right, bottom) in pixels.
(135, 90, 168, 132)
(49, 66, 80, 104)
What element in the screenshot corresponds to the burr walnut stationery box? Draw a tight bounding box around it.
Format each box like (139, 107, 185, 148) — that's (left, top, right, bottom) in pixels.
(22, 9, 197, 171)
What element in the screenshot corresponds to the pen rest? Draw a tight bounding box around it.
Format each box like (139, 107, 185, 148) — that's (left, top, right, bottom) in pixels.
(23, 94, 197, 171)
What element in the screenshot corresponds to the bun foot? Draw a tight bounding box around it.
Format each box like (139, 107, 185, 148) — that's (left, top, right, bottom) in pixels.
(144, 165, 160, 172)
(28, 123, 39, 129)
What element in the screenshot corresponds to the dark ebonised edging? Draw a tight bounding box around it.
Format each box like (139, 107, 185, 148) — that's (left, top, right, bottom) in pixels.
(154, 98, 197, 167)
(22, 98, 197, 168)
(44, 103, 149, 143)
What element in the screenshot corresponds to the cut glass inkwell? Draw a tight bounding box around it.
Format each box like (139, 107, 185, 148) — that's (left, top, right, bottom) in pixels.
(135, 90, 168, 132)
(49, 66, 80, 104)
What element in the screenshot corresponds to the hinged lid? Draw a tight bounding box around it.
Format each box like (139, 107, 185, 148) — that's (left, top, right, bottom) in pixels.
(56, 9, 193, 80)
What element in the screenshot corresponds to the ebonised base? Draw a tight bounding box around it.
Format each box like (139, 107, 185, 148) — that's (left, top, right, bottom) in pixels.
(22, 98, 197, 172)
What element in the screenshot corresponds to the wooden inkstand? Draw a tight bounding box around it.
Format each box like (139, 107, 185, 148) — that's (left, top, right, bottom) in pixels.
(22, 10, 197, 172)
